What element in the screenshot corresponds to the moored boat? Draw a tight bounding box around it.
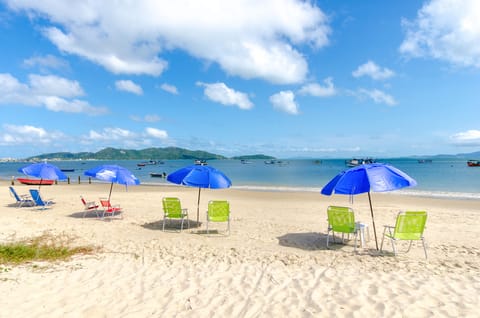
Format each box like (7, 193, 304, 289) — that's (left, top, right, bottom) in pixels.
(417, 159, 432, 164)
(17, 178, 55, 185)
(467, 160, 480, 167)
(150, 172, 166, 178)
(345, 158, 376, 167)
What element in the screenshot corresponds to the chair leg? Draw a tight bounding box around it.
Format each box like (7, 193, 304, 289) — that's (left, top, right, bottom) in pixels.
(391, 239, 398, 256)
(180, 218, 184, 232)
(162, 217, 166, 231)
(326, 228, 330, 248)
(353, 232, 357, 252)
(380, 227, 387, 251)
(422, 238, 428, 259)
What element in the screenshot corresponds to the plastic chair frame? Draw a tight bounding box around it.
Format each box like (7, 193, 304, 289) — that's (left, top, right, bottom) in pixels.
(80, 195, 100, 218)
(326, 205, 359, 251)
(380, 211, 428, 259)
(206, 200, 231, 235)
(162, 197, 189, 231)
(99, 198, 123, 219)
(9, 186, 34, 207)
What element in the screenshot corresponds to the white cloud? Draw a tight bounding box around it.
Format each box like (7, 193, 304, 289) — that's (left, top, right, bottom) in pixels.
(400, 0, 480, 68)
(357, 88, 397, 106)
(352, 61, 395, 80)
(23, 54, 69, 71)
(269, 90, 299, 115)
(130, 114, 161, 123)
(145, 127, 168, 139)
(160, 83, 178, 95)
(87, 127, 135, 141)
(82, 126, 170, 149)
(298, 77, 336, 97)
(197, 82, 253, 110)
(115, 80, 143, 95)
(5, 0, 331, 84)
(0, 73, 107, 114)
(29, 74, 84, 97)
(0, 124, 66, 145)
(450, 129, 480, 146)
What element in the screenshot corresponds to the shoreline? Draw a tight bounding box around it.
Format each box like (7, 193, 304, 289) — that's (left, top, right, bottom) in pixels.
(5, 176, 480, 200)
(1, 181, 479, 316)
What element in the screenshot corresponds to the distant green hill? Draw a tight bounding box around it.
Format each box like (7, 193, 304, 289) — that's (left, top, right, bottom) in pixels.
(232, 154, 275, 160)
(25, 147, 275, 161)
(26, 147, 227, 161)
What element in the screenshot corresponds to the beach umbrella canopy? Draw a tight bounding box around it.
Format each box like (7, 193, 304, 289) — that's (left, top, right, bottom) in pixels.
(18, 162, 67, 182)
(166, 164, 232, 225)
(84, 164, 140, 201)
(321, 163, 417, 250)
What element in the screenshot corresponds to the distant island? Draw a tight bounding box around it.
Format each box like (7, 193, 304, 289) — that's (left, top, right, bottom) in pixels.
(13, 147, 480, 162)
(24, 147, 276, 161)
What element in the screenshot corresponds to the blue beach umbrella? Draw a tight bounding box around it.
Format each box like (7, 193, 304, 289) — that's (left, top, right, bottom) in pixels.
(84, 164, 140, 201)
(167, 164, 232, 224)
(18, 162, 67, 186)
(321, 163, 417, 250)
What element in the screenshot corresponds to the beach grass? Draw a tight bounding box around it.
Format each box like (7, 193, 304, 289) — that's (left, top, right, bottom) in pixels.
(0, 233, 95, 265)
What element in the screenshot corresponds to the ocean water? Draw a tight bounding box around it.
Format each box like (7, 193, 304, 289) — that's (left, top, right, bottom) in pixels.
(1, 158, 479, 199)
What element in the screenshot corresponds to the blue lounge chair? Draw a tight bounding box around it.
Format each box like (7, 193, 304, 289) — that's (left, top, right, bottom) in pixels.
(9, 186, 34, 207)
(29, 189, 53, 210)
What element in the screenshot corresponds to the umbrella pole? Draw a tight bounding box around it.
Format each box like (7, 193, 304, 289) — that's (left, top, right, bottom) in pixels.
(108, 182, 114, 201)
(197, 188, 201, 226)
(368, 192, 379, 250)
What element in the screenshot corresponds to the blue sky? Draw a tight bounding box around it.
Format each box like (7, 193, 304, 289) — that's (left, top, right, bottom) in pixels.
(0, 0, 479, 159)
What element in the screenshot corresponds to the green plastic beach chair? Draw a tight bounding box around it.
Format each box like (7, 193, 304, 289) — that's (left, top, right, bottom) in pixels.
(206, 200, 230, 235)
(326, 206, 359, 251)
(162, 197, 189, 231)
(380, 211, 428, 259)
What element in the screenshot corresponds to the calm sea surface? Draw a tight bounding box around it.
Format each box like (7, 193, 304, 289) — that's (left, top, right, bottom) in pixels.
(1, 158, 479, 199)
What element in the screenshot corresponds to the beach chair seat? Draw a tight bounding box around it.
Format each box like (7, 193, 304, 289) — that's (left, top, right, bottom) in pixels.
(29, 189, 53, 210)
(99, 198, 123, 219)
(380, 211, 428, 259)
(162, 197, 189, 231)
(326, 206, 359, 251)
(9, 186, 34, 207)
(80, 195, 100, 218)
(206, 200, 231, 235)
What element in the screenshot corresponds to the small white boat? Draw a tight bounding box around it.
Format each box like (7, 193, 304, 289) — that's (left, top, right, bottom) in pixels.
(345, 158, 376, 167)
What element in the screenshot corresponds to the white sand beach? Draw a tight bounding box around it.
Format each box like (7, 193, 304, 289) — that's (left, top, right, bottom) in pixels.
(1, 181, 479, 317)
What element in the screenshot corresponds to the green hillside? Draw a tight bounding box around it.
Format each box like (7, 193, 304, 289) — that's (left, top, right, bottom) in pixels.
(26, 147, 229, 161)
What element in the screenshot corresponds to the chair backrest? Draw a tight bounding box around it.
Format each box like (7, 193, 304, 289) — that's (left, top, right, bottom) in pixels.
(207, 200, 230, 222)
(29, 189, 45, 206)
(162, 197, 184, 218)
(80, 196, 87, 206)
(99, 198, 111, 208)
(9, 186, 21, 201)
(327, 206, 356, 234)
(392, 211, 427, 240)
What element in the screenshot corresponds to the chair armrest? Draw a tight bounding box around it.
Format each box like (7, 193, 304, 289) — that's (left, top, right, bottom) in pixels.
(382, 225, 394, 236)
